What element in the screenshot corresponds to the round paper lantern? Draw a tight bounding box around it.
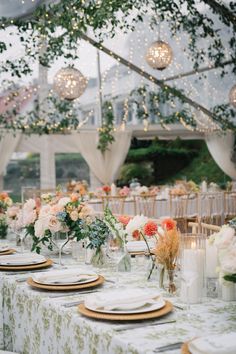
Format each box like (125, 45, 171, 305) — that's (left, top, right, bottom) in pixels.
(145, 40, 173, 70)
(229, 85, 236, 108)
(53, 67, 87, 100)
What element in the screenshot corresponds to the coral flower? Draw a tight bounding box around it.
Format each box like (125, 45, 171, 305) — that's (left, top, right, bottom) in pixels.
(118, 215, 132, 226)
(143, 221, 158, 236)
(132, 230, 140, 240)
(71, 193, 79, 202)
(102, 185, 111, 195)
(161, 218, 176, 231)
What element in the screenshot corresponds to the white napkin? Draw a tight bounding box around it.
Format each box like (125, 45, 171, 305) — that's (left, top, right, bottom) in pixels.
(0, 244, 9, 252)
(32, 269, 98, 285)
(0, 253, 46, 265)
(126, 241, 155, 252)
(188, 333, 236, 354)
(85, 288, 161, 311)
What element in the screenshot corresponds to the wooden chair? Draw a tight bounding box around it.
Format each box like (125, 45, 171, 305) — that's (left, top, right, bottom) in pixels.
(224, 191, 236, 222)
(101, 196, 126, 215)
(198, 192, 224, 225)
(169, 193, 198, 232)
(188, 221, 221, 236)
(134, 194, 157, 218)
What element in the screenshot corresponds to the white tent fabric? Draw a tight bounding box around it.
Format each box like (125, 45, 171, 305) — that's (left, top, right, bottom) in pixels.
(205, 131, 236, 180)
(75, 131, 132, 184)
(0, 132, 21, 176)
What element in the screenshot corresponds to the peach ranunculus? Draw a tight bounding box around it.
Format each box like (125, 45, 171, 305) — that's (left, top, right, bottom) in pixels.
(143, 220, 158, 237)
(118, 215, 132, 226)
(70, 210, 79, 221)
(0, 192, 8, 200)
(161, 218, 176, 231)
(70, 193, 79, 202)
(102, 185, 111, 195)
(48, 215, 62, 233)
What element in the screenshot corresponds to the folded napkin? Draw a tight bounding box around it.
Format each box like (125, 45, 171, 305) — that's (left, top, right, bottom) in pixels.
(188, 333, 236, 354)
(0, 244, 9, 252)
(33, 269, 98, 285)
(85, 288, 162, 311)
(0, 253, 46, 265)
(126, 241, 155, 252)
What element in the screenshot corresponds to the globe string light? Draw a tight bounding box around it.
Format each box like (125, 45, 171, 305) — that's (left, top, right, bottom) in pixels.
(53, 67, 87, 101)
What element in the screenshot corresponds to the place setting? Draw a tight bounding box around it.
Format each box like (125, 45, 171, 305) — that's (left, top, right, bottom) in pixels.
(77, 288, 173, 322)
(0, 244, 16, 256)
(26, 268, 105, 292)
(0, 253, 53, 271)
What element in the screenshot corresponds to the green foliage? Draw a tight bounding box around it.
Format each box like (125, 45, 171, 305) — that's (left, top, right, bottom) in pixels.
(97, 101, 115, 153)
(86, 218, 110, 250)
(168, 142, 231, 186)
(130, 85, 236, 132)
(119, 162, 153, 186)
(224, 274, 236, 283)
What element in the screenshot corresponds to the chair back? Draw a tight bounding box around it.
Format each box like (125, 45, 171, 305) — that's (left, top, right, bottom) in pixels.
(101, 196, 126, 215)
(134, 194, 156, 217)
(188, 221, 221, 236)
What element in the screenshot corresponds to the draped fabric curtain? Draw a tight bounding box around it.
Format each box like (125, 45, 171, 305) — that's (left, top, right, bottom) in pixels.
(76, 131, 132, 184)
(0, 132, 21, 176)
(205, 131, 236, 180)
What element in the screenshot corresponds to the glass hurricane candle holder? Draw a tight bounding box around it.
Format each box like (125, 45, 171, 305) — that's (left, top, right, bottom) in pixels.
(180, 234, 206, 308)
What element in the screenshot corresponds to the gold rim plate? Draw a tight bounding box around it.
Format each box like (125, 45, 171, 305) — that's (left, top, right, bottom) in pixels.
(0, 259, 53, 271)
(78, 300, 173, 321)
(27, 275, 104, 291)
(0, 249, 16, 256)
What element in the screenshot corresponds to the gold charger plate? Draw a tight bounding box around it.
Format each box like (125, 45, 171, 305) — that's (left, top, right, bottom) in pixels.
(78, 300, 173, 321)
(181, 342, 191, 354)
(0, 259, 53, 271)
(27, 275, 104, 291)
(0, 249, 16, 256)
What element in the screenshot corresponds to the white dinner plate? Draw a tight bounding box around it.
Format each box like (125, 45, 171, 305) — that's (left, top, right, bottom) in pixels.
(85, 297, 165, 314)
(32, 270, 99, 286)
(0, 245, 10, 253)
(0, 253, 46, 266)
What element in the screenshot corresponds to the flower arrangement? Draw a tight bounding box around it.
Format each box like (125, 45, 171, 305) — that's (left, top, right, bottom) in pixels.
(7, 194, 94, 253)
(66, 180, 88, 196)
(210, 221, 236, 284)
(0, 192, 12, 211)
(125, 215, 159, 278)
(119, 186, 130, 197)
(0, 192, 13, 238)
(154, 218, 180, 293)
(102, 185, 111, 195)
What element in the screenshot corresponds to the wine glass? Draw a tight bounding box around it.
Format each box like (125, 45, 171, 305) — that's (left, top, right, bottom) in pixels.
(106, 236, 124, 287)
(51, 232, 71, 267)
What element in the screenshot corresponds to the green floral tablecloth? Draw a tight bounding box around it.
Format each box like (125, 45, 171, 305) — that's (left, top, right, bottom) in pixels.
(0, 262, 236, 354)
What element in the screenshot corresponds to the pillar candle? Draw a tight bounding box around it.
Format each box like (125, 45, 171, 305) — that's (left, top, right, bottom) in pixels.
(180, 246, 205, 304)
(111, 183, 117, 196)
(205, 240, 218, 278)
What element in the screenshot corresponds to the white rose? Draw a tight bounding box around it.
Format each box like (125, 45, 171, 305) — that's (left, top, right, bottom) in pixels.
(58, 197, 71, 207)
(48, 215, 62, 233)
(126, 215, 148, 236)
(221, 246, 236, 274)
(34, 218, 48, 238)
(214, 226, 235, 249)
(39, 205, 51, 219)
(6, 205, 20, 218)
(22, 210, 37, 227)
(23, 199, 36, 211)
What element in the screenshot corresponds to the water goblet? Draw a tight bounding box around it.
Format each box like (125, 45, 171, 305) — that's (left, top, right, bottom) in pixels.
(106, 236, 124, 287)
(51, 232, 71, 267)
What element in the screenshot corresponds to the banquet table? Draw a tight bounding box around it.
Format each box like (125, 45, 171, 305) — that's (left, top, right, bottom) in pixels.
(0, 257, 236, 354)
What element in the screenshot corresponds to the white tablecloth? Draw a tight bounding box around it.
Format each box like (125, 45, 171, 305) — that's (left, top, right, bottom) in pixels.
(0, 258, 235, 354)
